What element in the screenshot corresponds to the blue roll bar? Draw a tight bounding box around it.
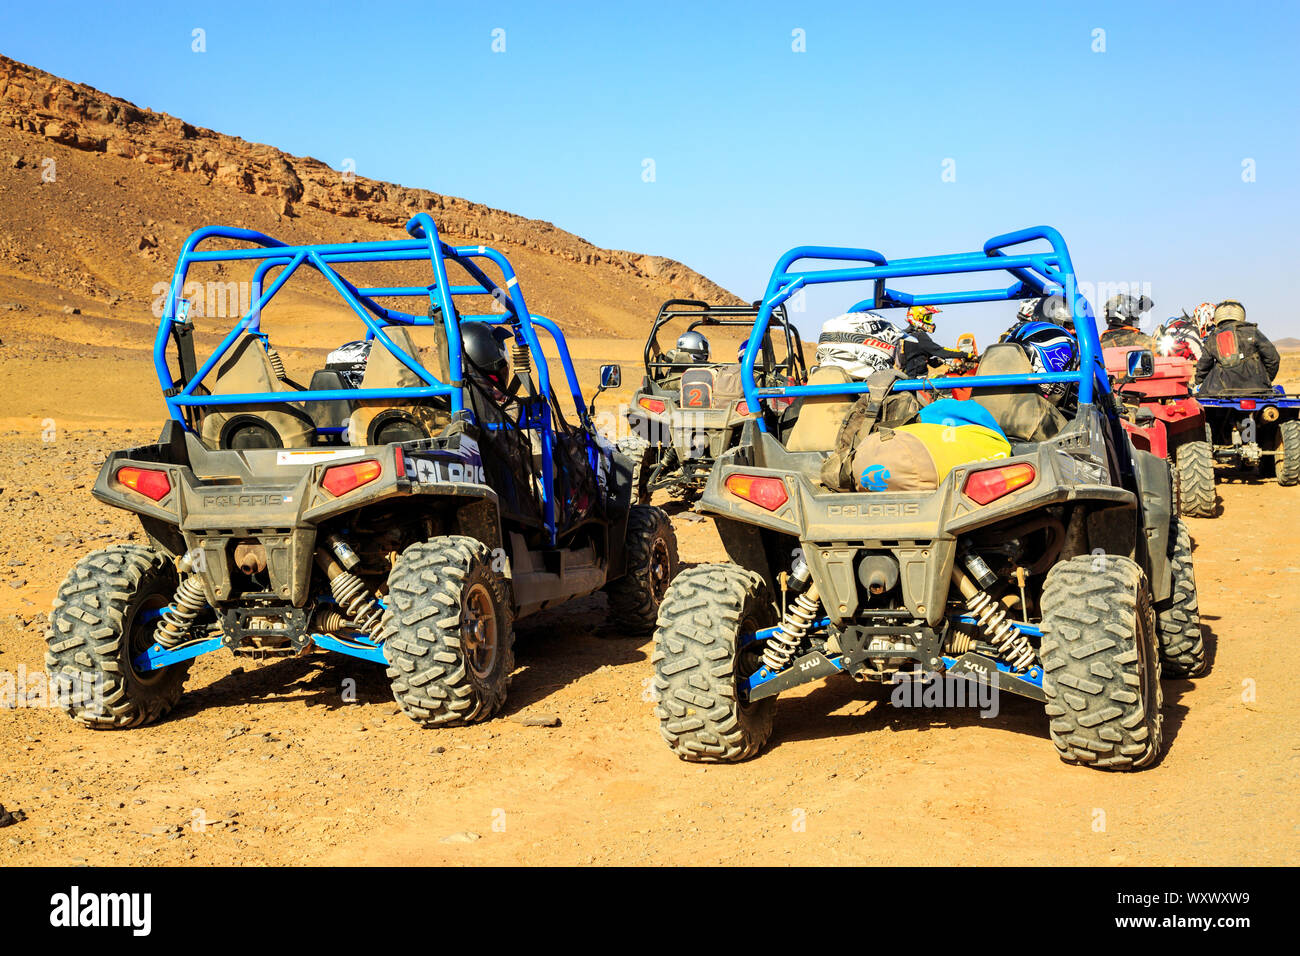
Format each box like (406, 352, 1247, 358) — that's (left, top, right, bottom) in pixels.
(152, 214, 588, 544)
(740, 226, 1108, 429)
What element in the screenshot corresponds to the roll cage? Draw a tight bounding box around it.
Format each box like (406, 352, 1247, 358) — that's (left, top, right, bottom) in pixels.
(739, 226, 1106, 427)
(644, 298, 806, 383)
(151, 213, 596, 543)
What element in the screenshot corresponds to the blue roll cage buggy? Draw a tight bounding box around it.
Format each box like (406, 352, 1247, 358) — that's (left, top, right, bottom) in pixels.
(732, 226, 1113, 700)
(153, 212, 597, 546)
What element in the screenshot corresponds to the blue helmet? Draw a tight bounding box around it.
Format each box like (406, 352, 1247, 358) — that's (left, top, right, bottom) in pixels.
(1006, 321, 1079, 402)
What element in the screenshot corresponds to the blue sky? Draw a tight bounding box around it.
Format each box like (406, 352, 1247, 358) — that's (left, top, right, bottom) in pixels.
(3, 0, 1298, 342)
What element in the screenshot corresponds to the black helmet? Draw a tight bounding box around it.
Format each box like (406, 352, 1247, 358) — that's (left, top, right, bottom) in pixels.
(461, 321, 510, 381)
(1103, 294, 1154, 329)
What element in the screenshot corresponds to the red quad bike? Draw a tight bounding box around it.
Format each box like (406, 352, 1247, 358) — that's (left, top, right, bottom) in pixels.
(1104, 346, 1216, 518)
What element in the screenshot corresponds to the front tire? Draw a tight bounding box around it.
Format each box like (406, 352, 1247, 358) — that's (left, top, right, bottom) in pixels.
(45, 545, 192, 729)
(1040, 554, 1163, 770)
(1277, 420, 1300, 486)
(1175, 439, 1216, 517)
(652, 564, 776, 762)
(381, 536, 514, 726)
(604, 505, 678, 634)
(1155, 514, 1207, 677)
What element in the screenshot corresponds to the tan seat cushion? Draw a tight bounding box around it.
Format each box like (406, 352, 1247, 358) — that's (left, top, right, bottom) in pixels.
(967, 344, 1067, 442)
(348, 325, 452, 445)
(786, 366, 855, 452)
(198, 333, 315, 449)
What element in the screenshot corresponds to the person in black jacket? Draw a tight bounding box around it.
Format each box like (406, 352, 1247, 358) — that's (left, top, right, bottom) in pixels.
(900, 306, 968, 378)
(1194, 300, 1281, 394)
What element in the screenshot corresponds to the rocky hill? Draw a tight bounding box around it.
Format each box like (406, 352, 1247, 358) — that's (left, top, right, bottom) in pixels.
(0, 53, 737, 338)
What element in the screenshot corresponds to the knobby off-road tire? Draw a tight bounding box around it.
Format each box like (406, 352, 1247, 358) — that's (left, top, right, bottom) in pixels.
(1175, 440, 1216, 516)
(1040, 554, 1163, 770)
(45, 544, 191, 729)
(616, 435, 653, 505)
(380, 536, 514, 727)
(652, 564, 776, 762)
(1277, 420, 1300, 486)
(604, 505, 678, 635)
(1155, 513, 1207, 678)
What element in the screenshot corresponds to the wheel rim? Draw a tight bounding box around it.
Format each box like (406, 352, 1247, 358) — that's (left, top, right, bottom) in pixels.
(462, 583, 499, 680)
(128, 592, 170, 685)
(648, 538, 672, 604)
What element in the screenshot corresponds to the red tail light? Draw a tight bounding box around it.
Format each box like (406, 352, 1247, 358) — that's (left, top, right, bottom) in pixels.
(735, 400, 752, 416)
(116, 466, 171, 501)
(394, 445, 406, 479)
(638, 397, 667, 414)
(725, 474, 788, 511)
(1239, 399, 1256, 410)
(322, 459, 382, 497)
(963, 464, 1036, 505)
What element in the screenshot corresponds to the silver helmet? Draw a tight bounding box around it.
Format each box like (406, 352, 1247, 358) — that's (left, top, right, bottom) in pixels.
(676, 330, 710, 362)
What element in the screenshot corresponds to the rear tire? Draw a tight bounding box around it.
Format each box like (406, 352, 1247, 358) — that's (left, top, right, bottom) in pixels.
(381, 536, 514, 726)
(1040, 554, 1163, 770)
(616, 435, 653, 505)
(1175, 440, 1216, 517)
(604, 505, 678, 634)
(1277, 420, 1300, 486)
(1155, 514, 1207, 677)
(45, 545, 191, 729)
(652, 564, 776, 762)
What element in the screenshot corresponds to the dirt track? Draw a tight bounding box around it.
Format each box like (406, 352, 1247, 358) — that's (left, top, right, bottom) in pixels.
(1, 420, 1297, 866)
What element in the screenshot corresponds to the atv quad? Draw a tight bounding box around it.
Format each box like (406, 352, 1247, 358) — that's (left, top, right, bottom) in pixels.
(1103, 347, 1217, 517)
(621, 299, 807, 504)
(652, 227, 1204, 771)
(1196, 388, 1300, 487)
(46, 215, 677, 730)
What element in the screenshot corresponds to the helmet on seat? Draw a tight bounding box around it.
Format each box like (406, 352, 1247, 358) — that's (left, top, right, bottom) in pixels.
(1006, 321, 1079, 403)
(676, 330, 710, 363)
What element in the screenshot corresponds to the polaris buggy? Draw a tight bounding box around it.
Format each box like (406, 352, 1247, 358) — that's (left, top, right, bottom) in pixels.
(652, 227, 1204, 771)
(46, 215, 677, 729)
(1103, 347, 1217, 517)
(621, 299, 808, 504)
(1196, 388, 1300, 486)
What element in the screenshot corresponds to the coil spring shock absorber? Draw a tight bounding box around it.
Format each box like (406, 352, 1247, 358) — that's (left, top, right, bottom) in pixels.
(264, 344, 289, 383)
(154, 574, 209, 648)
(329, 570, 384, 636)
(316, 535, 385, 638)
(964, 590, 1035, 671)
(762, 559, 820, 673)
(762, 586, 821, 673)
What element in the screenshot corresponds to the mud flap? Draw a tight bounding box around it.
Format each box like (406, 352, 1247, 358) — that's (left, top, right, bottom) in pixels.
(1131, 448, 1173, 603)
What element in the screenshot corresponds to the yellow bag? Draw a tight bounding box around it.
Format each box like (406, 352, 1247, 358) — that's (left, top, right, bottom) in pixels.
(852, 422, 1011, 492)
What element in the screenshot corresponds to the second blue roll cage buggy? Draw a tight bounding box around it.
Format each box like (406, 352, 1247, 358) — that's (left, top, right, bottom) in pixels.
(727, 226, 1142, 704)
(133, 213, 613, 674)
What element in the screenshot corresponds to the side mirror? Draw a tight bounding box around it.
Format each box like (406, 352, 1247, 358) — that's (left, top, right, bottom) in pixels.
(599, 364, 622, 389)
(1126, 349, 1155, 379)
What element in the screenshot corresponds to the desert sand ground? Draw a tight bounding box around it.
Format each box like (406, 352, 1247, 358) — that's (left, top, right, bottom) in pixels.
(0, 341, 1298, 866)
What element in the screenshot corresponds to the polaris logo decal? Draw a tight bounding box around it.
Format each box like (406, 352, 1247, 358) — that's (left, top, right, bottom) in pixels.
(404, 452, 485, 485)
(202, 493, 286, 508)
(827, 502, 920, 518)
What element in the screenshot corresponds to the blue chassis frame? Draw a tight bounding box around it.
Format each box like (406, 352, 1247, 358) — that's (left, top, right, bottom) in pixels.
(734, 225, 1102, 699)
(138, 214, 601, 673)
(1196, 387, 1300, 412)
